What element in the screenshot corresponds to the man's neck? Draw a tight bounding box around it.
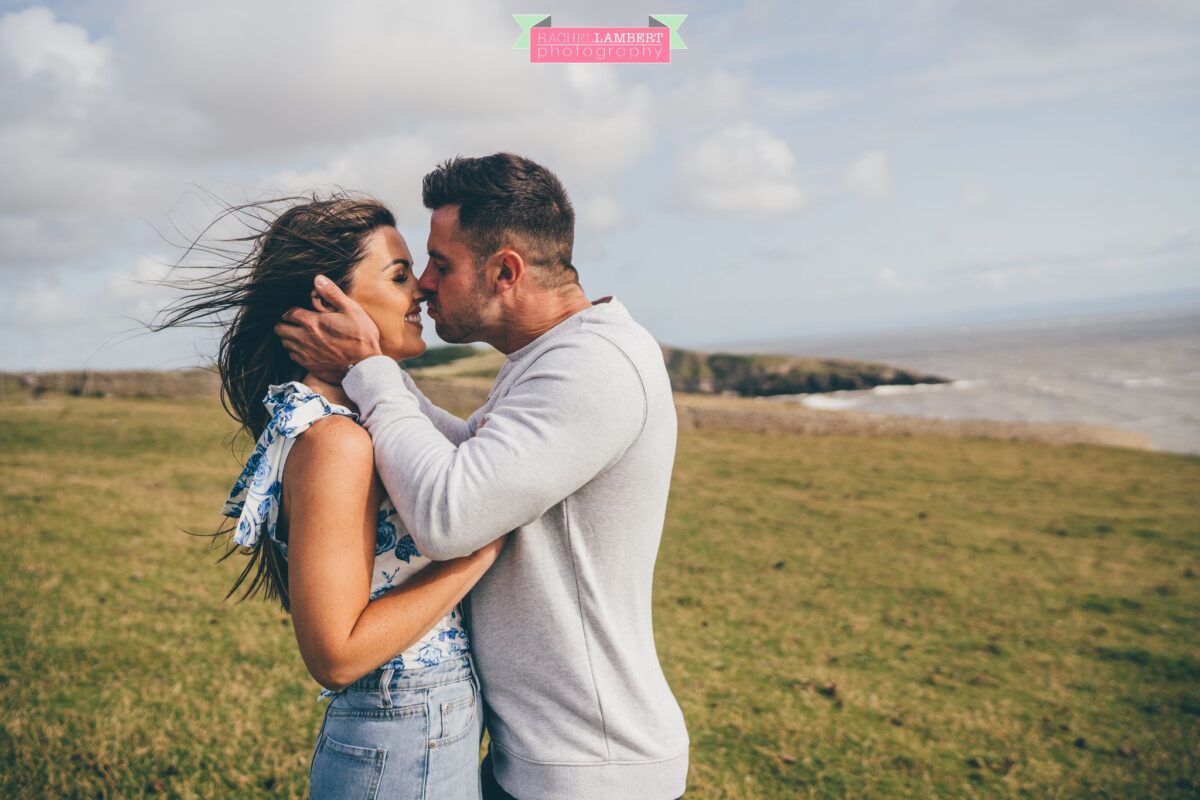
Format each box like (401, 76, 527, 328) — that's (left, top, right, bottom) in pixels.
(489, 287, 595, 355)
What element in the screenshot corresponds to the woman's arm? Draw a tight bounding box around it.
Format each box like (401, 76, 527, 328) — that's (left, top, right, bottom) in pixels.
(281, 415, 503, 691)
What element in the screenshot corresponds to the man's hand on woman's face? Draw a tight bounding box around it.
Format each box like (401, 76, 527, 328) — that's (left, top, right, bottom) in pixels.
(275, 275, 383, 384)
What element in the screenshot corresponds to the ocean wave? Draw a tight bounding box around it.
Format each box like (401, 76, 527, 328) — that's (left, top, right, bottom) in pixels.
(871, 381, 961, 397)
(795, 380, 967, 409)
(799, 394, 862, 410)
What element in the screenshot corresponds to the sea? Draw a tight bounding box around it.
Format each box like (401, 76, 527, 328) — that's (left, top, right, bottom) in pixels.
(735, 307, 1200, 455)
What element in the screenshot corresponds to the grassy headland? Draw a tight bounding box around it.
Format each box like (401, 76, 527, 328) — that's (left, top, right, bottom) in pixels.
(660, 346, 944, 396)
(0, 390, 1196, 798)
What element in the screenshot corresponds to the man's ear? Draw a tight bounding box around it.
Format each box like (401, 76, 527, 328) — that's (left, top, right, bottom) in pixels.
(494, 249, 525, 294)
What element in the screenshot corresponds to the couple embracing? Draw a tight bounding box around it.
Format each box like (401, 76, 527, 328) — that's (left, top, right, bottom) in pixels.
(172, 153, 689, 799)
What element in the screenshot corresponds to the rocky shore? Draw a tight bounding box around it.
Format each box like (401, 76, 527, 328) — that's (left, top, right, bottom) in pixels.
(661, 346, 946, 396)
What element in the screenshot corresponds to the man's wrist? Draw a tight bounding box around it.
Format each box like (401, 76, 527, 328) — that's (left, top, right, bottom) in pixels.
(345, 346, 384, 373)
(343, 354, 405, 404)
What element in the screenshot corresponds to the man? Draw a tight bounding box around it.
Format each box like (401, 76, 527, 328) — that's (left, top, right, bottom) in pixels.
(277, 153, 689, 800)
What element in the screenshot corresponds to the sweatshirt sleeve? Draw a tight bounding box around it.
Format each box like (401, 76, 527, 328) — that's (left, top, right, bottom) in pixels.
(396, 367, 472, 446)
(343, 335, 648, 559)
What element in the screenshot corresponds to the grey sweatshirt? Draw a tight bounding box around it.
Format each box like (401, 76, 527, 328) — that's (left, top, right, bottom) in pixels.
(342, 297, 689, 800)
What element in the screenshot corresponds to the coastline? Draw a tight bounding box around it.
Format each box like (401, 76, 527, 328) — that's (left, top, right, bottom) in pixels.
(413, 376, 1155, 452)
(0, 369, 1160, 452)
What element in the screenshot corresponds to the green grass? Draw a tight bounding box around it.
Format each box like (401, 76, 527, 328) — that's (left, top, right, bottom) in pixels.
(1, 396, 1198, 798)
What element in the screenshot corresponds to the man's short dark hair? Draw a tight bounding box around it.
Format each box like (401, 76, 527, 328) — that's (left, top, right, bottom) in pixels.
(422, 153, 577, 288)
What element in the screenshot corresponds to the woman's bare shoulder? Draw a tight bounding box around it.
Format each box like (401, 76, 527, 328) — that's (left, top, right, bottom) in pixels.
(280, 415, 381, 534)
(286, 415, 373, 475)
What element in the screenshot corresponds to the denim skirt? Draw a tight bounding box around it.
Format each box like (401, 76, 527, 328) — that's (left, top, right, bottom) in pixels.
(309, 654, 482, 799)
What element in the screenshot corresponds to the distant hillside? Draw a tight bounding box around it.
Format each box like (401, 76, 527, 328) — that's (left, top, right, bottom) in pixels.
(407, 347, 506, 380)
(661, 345, 946, 396)
(403, 344, 481, 370)
(0, 368, 219, 399)
(410, 344, 947, 397)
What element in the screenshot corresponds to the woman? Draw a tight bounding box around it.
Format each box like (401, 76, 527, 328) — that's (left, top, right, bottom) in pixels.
(158, 194, 497, 798)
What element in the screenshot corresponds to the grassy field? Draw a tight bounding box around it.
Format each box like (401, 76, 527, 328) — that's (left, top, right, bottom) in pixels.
(1, 394, 1197, 798)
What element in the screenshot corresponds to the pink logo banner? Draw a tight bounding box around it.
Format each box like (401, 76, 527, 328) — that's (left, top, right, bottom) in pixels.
(513, 15, 687, 64)
(531, 27, 669, 63)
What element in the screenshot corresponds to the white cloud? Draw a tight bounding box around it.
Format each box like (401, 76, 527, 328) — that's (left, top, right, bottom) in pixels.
(666, 69, 747, 117)
(675, 124, 805, 214)
(943, 228, 1200, 294)
(901, 34, 1200, 108)
(577, 195, 628, 232)
(982, 269, 1009, 289)
(0, 214, 119, 270)
(108, 1, 584, 156)
(665, 68, 834, 120)
(962, 182, 989, 208)
(1, 1, 655, 179)
(932, 1, 1200, 47)
(5, 256, 174, 329)
(0, 6, 109, 87)
(0, 0, 659, 280)
(0, 124, 166, 215)
(107, 256, 179, 321)
(268, 134, 440, 225)
(0, 0, 1197, 367)
(487, 82, 655, 185)
(264, 86, 654, 226)
(8, 280, 91, 327)
(845, 149, 890, 199)
(0, 270, 207, 369)
(758, 83, 835, 114)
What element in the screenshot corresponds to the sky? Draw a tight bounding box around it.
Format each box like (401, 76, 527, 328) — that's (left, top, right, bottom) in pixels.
(1, 0, 1198, 369)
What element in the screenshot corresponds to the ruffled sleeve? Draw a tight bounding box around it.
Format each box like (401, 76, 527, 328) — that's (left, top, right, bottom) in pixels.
(221, 382, 358, 551)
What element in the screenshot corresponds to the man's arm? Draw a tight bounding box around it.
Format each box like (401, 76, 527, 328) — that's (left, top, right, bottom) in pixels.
(343, 337, 647, 560)
(396, 369, 472, 446)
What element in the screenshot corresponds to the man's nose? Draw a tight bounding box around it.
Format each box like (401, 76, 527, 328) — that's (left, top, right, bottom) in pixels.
(417, 264, 437, 294)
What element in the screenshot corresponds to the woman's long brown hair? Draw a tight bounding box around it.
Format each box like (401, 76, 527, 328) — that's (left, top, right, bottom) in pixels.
(153, 192, 395, 611)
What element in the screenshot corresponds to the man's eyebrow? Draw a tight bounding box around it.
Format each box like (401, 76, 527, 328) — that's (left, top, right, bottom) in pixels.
(427, 248, 446, 261)
(382, 258, 411, 271)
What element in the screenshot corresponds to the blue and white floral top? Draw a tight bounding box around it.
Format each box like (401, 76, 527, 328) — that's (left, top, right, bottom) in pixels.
(222, 381, 469, 677)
